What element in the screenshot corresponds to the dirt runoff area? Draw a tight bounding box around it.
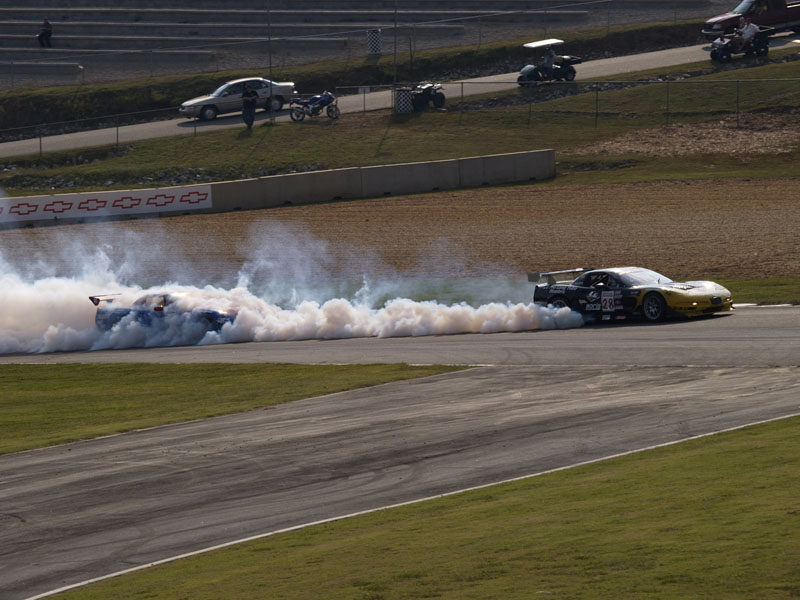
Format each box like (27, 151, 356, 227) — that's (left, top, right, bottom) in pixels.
(251, 179, 797, 280)
(61, 177, 791, 283)
(6, 161, 797, 284)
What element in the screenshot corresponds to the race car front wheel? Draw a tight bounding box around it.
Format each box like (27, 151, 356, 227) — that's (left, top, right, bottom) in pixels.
(642, 293, 666, 322)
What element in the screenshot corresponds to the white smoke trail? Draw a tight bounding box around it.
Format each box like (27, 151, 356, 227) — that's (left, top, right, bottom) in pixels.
(0, 222, 583, 354)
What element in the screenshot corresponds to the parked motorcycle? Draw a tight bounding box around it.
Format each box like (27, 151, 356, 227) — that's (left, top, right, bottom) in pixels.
(289, 91, 340, 122)
(517, 38, 581, 85)
(411, 81, 446, 111)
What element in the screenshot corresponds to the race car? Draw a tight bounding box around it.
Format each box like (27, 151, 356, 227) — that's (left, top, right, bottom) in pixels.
(89, 292, 237, 332)
(528, 267, 733, 322)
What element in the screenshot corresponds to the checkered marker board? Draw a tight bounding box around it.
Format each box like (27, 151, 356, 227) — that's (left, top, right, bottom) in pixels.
(367, 29, 382, 55)
(0, 184, 213, 223)
(395, 88, 413, 114)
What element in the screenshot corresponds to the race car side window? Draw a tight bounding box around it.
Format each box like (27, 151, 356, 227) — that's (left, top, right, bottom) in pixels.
(573, 273, 589, 286)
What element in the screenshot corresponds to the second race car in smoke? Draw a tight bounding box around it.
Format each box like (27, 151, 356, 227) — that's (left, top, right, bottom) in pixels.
(89, 292, 237, 332)
(529, 266, 733, 322)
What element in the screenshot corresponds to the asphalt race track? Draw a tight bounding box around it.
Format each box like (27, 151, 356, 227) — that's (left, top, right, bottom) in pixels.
(1, 306, 799, 599)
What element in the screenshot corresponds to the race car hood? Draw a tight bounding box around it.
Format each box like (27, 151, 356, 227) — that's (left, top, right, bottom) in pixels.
(662, 281, 731, 296)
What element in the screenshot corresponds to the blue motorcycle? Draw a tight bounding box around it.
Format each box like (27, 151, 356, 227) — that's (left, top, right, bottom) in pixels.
(289, 91, 340, 122)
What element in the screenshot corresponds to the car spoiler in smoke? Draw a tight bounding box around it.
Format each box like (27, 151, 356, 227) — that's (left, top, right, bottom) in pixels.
(527, 267, 594, 285)
(89, 294, 121, 306)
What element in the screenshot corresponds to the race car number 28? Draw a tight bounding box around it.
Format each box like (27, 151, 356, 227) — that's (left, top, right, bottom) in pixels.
(601, 291, 616, 312)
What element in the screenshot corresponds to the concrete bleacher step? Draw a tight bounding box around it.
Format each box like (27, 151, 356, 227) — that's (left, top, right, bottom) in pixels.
(0, 34, 349, 52)
(0, 0, 708, 8)
(0, 7, 587, 25)
(0, 20, 466, 38)
(0, 46, 217, 65)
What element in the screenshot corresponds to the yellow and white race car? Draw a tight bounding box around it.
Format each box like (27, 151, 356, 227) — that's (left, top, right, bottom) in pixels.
(529, 266, 733, 322)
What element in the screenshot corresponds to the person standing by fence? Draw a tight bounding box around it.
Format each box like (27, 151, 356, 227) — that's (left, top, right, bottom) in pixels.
(37, 18, 53, 48)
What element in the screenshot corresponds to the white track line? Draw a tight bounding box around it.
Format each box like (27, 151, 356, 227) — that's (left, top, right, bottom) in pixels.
(25, 411, 800, 600)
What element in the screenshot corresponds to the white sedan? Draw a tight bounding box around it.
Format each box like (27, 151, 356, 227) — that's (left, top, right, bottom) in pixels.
(179, 77, 296, 121)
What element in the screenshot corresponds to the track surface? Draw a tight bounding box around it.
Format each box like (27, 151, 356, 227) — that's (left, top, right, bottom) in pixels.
(2, 307, 799, 599)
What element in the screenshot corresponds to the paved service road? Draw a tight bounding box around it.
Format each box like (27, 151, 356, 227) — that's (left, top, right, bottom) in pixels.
(1, 307, 799, 599)
(5, 39, 792, 161)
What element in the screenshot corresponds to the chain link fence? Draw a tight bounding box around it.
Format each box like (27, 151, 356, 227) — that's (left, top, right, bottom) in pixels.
(1, 77, 797, 159)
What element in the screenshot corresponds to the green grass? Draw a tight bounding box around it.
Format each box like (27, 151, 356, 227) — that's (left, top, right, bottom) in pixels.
(54, 415, 800, 600)
(0, 363, 462, 454)
(719, 278, 800, 305)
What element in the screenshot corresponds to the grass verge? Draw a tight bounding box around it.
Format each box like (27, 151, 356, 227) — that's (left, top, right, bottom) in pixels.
(720, 278, 800, 305)
(0, 363, 462, 455)
(4, 57, 800, 195)
(55, 415, 800, 600)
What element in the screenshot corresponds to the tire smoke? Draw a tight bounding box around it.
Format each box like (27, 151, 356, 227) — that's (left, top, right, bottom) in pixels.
(0, 222, 583, 354)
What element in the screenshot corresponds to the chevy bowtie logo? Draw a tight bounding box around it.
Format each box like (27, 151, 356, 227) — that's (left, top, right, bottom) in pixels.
(79, 199, 108, 211)
(113, 196, 141, 209)
(44, 200, 73, 214)
(10, 203, 38, 216)
(147, 194, 175, 207)
(180, 191, 208, 205)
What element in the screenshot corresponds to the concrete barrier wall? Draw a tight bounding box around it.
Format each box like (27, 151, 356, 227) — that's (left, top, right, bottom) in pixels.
(0, 150, 554, 227)
(0, 184, 212, 227)
(361, 159, 461, 197)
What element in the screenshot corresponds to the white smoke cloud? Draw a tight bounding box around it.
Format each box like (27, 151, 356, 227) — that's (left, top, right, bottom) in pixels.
(0, 222, 583, 354)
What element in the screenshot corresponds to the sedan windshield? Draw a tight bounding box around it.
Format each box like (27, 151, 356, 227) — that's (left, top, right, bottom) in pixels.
(618, 268, 673, 286)
(211, 84, 230, 97)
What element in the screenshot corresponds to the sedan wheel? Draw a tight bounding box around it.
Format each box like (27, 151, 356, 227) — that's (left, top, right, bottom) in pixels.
(267, 96, 284, 112)
(642, 293, 666, 322)
(199, 105, 218, 121)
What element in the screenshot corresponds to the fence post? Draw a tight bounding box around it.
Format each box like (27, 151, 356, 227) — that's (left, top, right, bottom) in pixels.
(595, 86, 599, 128)
(116, 115, 120, 149)
(528, 98, 532, 127)
(736, 80, 741, 127)
(39, 127, 43, 157)
(665, 80, 670, 126)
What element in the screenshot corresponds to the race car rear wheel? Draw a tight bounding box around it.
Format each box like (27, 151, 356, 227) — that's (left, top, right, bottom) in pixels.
(642, 293, 666, 322)
(549, 296, 570, 310)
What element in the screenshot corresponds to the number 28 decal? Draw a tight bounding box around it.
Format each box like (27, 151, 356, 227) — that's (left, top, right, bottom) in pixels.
(601, 291, 616, 312)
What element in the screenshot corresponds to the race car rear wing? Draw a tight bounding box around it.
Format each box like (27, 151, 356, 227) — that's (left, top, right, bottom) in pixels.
(89, 294, 121, 306)
(527, 267, 594, 285)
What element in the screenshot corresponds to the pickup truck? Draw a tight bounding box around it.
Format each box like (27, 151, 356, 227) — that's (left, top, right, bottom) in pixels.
(702, 0, 800, 38)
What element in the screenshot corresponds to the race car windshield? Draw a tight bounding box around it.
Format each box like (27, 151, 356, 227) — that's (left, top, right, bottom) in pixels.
(619, 269, 673, 286)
